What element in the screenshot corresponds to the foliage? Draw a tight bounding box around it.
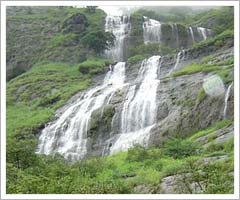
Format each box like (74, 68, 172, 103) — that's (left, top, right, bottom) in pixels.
(163, 138, 200, 159)
(85, 6, 98, 14)
(81, 30, 115, 54)
(192, 7, 234, 35)
(7, 6, 107, 80)
(6, 118, 233, 194)
(126, 145, 150, 162)
(7, 62, 91, 109)
(189, 119, 233, 141)
(127, 54, 149, 64)
(171, 63, 220, 77)
(176, 157, 234, 194)
(129, 43, 174, 58)
(78, 58, 112, 75)
(171, 56, 233, 84)
(191, 29, 233, 51)
(197, 87, 207, 103)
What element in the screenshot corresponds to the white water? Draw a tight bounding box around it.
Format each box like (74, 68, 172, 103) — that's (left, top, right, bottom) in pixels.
(189, 26, 195, 43)
(143, 16, 162, 44)
(110, 55, 161, 153)
(105, 15, 131, 61)
(169, 50, 185, 75)
(197, 27, 210, 40)
(172, 24, 179, 48)
(37, 62, 126, 161)
(223, 82, 233, 119)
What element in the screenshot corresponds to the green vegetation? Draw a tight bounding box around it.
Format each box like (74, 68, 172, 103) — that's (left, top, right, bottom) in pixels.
(127, 54, 150, 64)
(7, 6, 108, 80)
(6, 118, 234, 194)
(171, 56, 233, 84)
(7, 62, 91, 110)
(78, 58, 112, 75)
(163, 138, 200, 159)
(191, 29, 233, 51)
(129, 43, 175, 58)
(191, 6, 234, 35)
(189, 119, 233, 141)
(81, 30, 115, 54)
(197, 87, 207, 103)
(171, 63, 220, 77)
(6, 6, 234, 195)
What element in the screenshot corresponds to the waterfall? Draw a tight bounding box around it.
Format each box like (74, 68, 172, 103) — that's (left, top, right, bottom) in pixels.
(223, 82, 233, 119)
(172, 24, 179, 48)
(105, 15, 131, 61)
(189, 26, 195, 43)
(143, 16, 162, 44)
(37, 62, 126, 161)
(110, 56, 161, 153)
(169, 50, 185, 75)
(197, 27, 209, 40)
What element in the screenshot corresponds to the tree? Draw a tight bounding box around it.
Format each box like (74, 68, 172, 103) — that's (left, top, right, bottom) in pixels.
(85, 6, 98, 13)
(82, 30, 115, 55)
(164, 138, 200, 159)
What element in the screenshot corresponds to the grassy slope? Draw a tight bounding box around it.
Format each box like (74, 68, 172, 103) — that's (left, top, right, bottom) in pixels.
(6, 6, 106, 79)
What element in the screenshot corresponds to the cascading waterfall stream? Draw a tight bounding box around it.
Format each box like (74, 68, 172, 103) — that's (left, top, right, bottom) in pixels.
(37, 13, 214, 161)
(188, 26, 195, 43)
(223, 82, 233, 119)
(197, 27, 210, 40)
(105, 15, 131, 61)
(143, 16, 162, 44)
(169, 50, 185, 75)
(110, 56, 161, 153)
(37, 14, 130, 161)
(37, 62, 126, 161)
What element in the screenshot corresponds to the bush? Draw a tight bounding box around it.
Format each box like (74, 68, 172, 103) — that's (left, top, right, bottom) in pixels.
(127, 54, 149, 64)
(81, 30, 115, 54)
(78, 58, 112, 75)
(164, 138, 200, 159)
(126, 145, 149, 162)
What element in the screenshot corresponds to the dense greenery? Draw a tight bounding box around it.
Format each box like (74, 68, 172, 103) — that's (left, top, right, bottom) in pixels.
(82, 30, 115, 54)
(191, 6, 234, 35)
(6, 6, 108, 79)
(6, 119, 233, 194)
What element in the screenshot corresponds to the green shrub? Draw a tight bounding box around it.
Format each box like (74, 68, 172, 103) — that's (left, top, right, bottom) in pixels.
(164, 138, 200, 159)
(205, 141, 224, 153)
(78, 58, 112, 75)
(223, 136, 234, 153)
(197, 87, 207, 103)
(126, 145, 149, 162)
(127, 54, 149, 64)
(201, 55, 215, 64)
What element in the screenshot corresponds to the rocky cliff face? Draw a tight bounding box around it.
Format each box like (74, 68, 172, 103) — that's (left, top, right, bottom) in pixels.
(38, 42, 233, 160)
(88, 47, 233, 157)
